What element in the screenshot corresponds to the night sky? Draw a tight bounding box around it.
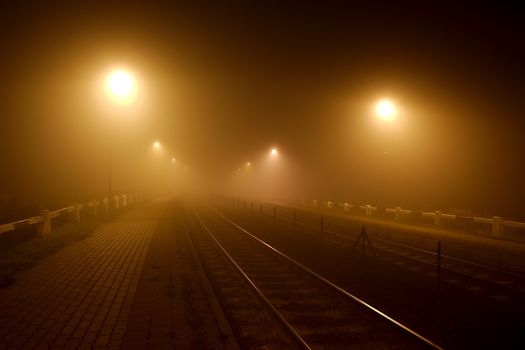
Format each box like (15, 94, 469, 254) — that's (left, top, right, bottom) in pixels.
(1, 2, 524, 216)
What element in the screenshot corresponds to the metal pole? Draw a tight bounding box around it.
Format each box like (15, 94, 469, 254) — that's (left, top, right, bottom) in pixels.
(437, 241, 442, 296)
(107, 141, 112, 211)
(362, 229, 366, 260)
(319, 216, 325, 261)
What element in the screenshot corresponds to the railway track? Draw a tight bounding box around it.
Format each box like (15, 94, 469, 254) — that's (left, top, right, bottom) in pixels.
(185, 202, 442, 349)
(245, 201, 525, 299)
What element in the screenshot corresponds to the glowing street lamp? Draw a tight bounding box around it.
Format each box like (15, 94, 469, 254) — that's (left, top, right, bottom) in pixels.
(375, 99, 397, 122)
(106, 69, 136, 104)
(104, 68, 137, 206)
(270, 148, 278, 157)
(153, 141, 161, 150)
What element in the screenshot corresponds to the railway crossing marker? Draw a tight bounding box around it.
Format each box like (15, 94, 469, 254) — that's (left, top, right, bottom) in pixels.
(351, 226, 377, 261)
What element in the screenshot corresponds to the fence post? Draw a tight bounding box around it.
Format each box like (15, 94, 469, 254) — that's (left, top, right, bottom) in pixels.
(93, 200, 99, 217)
(122, 194, 127, 207)
(362, 230, 366, 260)
(492, 216, 503, 237)
(115, 195, 120, 210)
(437, 241, 442, 296)
(72, 203, 80, 224)
(395, 207, 401, 221)
(434, 211, 442, 226)
(319, 216, 325, 257)
(38, 210, 51, 235)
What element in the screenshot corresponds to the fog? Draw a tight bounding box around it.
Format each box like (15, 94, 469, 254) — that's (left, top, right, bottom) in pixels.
(1, 2, 525, 219)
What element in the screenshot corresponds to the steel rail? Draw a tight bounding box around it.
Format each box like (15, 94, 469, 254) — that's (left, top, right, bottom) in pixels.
(258, 207, 525, 294)
(190, 204, 312, 350)
(181, 212, 240, 350)
(210, 204, 444, 350)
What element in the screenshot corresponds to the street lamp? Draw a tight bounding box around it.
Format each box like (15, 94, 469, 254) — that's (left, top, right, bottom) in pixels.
(105, 68, 136, 206)
(373, 98, 400, 158)
(270, 148, 278, 157)
(375, 99, 397, 122)
(106, 69, 136, 104)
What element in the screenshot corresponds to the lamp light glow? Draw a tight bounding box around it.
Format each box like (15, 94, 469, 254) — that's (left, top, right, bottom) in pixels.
(106, 69, 136, 103)
(375, 99, 397, 121)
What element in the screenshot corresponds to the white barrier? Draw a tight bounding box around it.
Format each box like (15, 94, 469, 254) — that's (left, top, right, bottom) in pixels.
(308, 199, 525, 237)
(0, 193, 139, 236)
(385, 207, 412, 221)
(358, 204, 378, 217)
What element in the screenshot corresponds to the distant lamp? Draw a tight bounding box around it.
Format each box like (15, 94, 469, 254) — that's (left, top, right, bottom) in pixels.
(270, 148, 278, 157)
(246, 161, 251, 166)
(153, 141, 161, 149)
(171, 157, 176, 163)
(375, 99, 397, 121)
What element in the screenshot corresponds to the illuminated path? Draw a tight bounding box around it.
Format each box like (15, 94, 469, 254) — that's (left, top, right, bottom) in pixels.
(0, 200, 227, 348)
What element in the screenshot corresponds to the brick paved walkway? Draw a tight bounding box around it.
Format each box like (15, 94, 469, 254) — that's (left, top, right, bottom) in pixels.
(0, 203, 162, 349)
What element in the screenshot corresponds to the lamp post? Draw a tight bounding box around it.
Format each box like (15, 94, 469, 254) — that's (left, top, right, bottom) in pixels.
(105, 68, 136, 208)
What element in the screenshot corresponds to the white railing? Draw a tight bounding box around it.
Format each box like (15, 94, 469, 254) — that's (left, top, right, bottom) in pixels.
(304, 199, 525, 238)
(0, 193, 140, 236)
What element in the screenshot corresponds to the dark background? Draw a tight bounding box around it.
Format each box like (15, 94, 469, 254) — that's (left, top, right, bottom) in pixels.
(0, 1, 524, 217)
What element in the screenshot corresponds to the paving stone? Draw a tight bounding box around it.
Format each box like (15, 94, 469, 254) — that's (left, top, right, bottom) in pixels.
(0, 204, 161, 348)
(0, 200, 235, 348)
